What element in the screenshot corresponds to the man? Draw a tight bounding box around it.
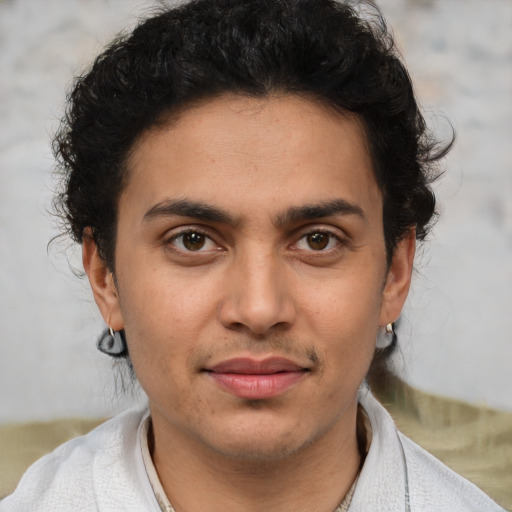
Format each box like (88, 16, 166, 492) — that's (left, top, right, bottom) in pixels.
(1, 0, 504, 510)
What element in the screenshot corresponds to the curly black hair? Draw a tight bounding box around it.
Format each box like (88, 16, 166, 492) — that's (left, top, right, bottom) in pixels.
(53, 0, 452, 384)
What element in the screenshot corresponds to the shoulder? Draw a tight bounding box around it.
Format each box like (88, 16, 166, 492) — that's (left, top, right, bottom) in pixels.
(0, 406, 159, 512)
(355, 390, 505, 512)
(399, 432, 505, 512)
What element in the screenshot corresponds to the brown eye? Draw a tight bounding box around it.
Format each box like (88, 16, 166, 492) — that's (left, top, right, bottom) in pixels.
(167, 230, 219, 256)
(182, 232, 206, 251)
(306, 232, 330, 250)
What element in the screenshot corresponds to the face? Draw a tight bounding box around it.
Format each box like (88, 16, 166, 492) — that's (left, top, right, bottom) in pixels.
(84, 94, 414, 461)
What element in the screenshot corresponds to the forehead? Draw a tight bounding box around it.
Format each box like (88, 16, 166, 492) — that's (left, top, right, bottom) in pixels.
(123, 94, 380, 224)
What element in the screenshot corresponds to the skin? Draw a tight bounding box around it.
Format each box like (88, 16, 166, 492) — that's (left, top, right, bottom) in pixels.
(84, 94, 415, 512)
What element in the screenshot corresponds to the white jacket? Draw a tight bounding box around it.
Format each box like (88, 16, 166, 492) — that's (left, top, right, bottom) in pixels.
(1, 390, 505, 512)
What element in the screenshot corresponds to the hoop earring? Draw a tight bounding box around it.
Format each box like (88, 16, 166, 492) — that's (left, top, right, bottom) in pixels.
(97, 327, 128, 358)
(375, 322, 396, 349)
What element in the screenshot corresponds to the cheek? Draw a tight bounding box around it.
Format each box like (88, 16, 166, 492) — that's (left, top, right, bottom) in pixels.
(116, 267, 219, 374)
(120, 258, 217, 325)
(301, 271, 383, 334)
(298, 270, 382, 369)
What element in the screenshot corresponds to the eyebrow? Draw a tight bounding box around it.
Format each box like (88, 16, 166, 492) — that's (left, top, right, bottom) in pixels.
(142, 197, 366, 227)
(143, 198, 239, 226)
(274, 199, 367, 227)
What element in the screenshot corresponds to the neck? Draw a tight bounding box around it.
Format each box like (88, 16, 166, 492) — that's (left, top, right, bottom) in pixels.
(149, 405, 363, 512)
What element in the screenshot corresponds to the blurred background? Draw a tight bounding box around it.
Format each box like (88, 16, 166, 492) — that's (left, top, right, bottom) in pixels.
(0, 0, 511, 503)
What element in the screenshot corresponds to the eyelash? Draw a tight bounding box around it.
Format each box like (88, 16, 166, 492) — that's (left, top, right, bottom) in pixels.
(163, 227, 346, 256)
(165, 228, 219, 253)
(293, 229, 344, 253)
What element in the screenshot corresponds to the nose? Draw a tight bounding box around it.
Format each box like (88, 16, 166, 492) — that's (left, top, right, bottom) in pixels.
(218, 250, 296, 336)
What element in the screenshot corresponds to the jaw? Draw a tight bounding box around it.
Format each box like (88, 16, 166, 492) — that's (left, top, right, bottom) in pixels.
(149, 374, 360, 464)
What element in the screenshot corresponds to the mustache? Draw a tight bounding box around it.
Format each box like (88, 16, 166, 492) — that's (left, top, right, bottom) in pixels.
(190, 336, 322, 368)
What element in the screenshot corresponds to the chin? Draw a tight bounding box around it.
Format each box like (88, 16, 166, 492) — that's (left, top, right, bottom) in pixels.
(200, 416, 327, 462)
(209, 437, 305, 462)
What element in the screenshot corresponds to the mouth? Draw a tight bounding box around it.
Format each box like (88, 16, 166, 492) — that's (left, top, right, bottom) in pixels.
(203, 357, 310, 400)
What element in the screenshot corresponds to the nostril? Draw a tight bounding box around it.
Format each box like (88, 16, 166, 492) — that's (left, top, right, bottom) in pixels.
(229, 322, 246, 331)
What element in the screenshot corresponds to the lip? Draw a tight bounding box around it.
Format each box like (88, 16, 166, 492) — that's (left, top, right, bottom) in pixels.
(204, 357, 309, 400)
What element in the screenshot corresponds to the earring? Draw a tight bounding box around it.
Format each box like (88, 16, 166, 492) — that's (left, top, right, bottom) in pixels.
(97, 327, 128, 357)
(375, 322, 396, 349)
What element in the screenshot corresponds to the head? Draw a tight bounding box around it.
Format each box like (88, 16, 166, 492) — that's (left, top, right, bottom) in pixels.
(54, 0, 449, 459)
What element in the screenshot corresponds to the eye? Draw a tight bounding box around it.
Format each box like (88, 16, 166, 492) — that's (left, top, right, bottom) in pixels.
(295, 231, 340, 251)
(169, 230, 218, 252)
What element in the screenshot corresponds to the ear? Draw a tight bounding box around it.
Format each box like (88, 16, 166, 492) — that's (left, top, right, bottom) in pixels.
(82, 229, 124, 331)
(379, 228, 416, 326)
